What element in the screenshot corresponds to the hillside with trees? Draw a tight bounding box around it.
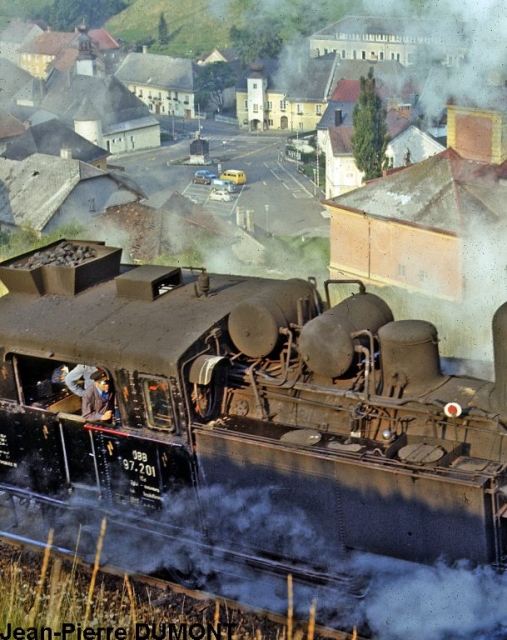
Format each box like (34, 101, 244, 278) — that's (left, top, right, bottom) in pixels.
(0, 0, 363, 59)
(0, 0, 443, 60)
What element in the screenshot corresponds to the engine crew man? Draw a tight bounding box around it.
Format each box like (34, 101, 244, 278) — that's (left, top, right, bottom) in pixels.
(82, 369, 114, 422)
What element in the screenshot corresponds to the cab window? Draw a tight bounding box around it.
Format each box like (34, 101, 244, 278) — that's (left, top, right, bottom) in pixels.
(142, 377, 175, 431)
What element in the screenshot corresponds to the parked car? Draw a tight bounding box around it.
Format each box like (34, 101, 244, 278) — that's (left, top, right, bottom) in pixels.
(194, 169, 217, 181)
(193, 175, 211, 185)
(211, 178, 236, 192)
(209, 189, 232, 202)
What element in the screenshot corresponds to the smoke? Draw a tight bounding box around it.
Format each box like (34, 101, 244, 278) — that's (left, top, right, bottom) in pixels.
(354, 554, 507, 640)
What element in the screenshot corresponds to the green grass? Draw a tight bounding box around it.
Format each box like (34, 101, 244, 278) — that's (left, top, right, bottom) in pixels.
(105, 0, 245, 57)
(0, 0, 51, 30)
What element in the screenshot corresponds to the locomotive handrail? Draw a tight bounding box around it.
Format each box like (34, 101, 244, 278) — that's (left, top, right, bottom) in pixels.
(324, 279, 366, 307)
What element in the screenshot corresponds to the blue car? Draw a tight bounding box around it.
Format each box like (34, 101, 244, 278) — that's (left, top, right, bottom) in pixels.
(194, 169, 217, 181)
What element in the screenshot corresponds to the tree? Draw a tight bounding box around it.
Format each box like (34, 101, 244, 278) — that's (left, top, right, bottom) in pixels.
(230, 17, 284, 65)
(194, 62, 237, 112)
(351, 67, 389, 181)
(37, 0, 127, 30)
(158, 13, 169, 45)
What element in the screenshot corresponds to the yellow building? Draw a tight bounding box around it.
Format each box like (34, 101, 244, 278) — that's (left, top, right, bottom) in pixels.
(19, 31, 75, 78)
(235, 58, 337, 132)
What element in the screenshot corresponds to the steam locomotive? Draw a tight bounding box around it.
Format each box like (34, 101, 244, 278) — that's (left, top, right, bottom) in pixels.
(0, 239, 506, 590)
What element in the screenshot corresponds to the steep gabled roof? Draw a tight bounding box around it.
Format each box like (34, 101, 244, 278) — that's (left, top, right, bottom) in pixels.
(326, 148, 507, 234)
(0, 20, 43, 45)
(386, 109, 411, 138)
(20, 30, 74, 55)
(237, 57, 337, 102)
(0, 153, 142, 231)
(329, 126, 354, 154)
(0, 110, 25, 140)
(0, 58, 33, 101)
(2, 119, 108, 163)
(331, 78, 361, 102)
(114, 52, 198, 92)
(327, 109, 410, 155)
(0, 153, 90, 230)
(40, 72, 154, 131)
(311, 15, 442, 38)
(88, 29, 120, 51)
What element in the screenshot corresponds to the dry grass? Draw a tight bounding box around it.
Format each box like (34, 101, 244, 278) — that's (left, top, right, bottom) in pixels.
(0, 535, 342, 640)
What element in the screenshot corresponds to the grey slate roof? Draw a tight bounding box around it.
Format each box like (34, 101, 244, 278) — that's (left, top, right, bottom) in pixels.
(0, 153, 142, 231)
(311, 15, 442, 38)
(2, 119, 109, 163)
(237, 56, 337, 101)
(0, 20, 41, 44)
(327, 149, 507, 235)
(0, 58, 33, 104)
(0, 154, 97, 230)
(318, 101, 355, 128)
(114, 52, 199, 92)
(40, 72, 156, 133)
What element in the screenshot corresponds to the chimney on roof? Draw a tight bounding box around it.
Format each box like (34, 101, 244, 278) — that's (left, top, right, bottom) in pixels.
(60, 147, 72, 160)
(334, 109, 342, 126)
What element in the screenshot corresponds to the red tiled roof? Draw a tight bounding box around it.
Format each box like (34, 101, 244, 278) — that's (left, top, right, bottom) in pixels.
(22, 31, 74, 55)
(89, 29, 120, 51)
(0, 110, 25, 140)
(386, 109, 411, 138)
(51, 47, 79, 72)
(330, 79, 360, 102)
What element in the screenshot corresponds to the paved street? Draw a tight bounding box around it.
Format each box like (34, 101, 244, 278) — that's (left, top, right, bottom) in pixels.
(116, 118, 329, 239)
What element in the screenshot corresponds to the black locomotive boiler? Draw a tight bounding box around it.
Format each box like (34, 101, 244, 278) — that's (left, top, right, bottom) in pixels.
(0, 239, 506, 590)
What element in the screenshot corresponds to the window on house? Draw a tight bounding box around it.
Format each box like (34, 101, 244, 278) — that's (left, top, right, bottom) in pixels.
(298, 122, 304, 130)
(244, 100, 248, 109)
(267, 101, 272, 110)
(139, 89, 143, 97)
(253, 83, 257, 89)
(341, 49, 346, 58)
(379, 52, 384, 60)
(297, 104, 303, 115)
(253, 104, 258, 113)
(280, 100, 287, 110)
(361, 50, 366, 59)
(316, 105, 322, 115)
(418, 270, 428, 282)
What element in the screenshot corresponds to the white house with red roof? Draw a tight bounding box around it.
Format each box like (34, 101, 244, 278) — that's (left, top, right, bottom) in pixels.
(320, 77, 444, 197)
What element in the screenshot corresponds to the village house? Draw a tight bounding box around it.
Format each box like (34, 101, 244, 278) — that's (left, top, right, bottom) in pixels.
(319, 76, 444, 198)
(2, 119, 109, 170)
(17, 22, 121, 79)
(235, 56, 338, 132)
(114, 51, 201, 118)
(0, 110, 26, 154)
(0, 19, 44, 65)
(12, 26, 159, 156)
(0, 153, 144, 235)
(308, 15, 465, 67)
(322, 105, 507, 304)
